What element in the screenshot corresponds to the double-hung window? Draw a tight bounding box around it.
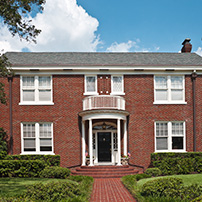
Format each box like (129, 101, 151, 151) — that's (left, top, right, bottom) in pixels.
(154, 76, 186, 104)
(21, 122, 54, 154)
(155, 121, 186, 152)
(20, 76, 53, 105)
(111, 75, 124, 95)
(84, 75, 98, 95)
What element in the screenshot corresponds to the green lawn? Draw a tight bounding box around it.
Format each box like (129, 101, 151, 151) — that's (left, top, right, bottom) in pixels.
(0, 178, 70, 197)
(137, 173, 202, 188)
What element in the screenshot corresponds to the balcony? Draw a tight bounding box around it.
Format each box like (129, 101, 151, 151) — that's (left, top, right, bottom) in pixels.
(83, 95, 125, 111)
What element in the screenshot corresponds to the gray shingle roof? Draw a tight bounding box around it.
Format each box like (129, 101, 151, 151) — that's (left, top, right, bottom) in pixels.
(5, 52, 202, 67)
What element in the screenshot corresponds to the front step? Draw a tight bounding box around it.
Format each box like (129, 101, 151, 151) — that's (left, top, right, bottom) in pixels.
(71, 165, 139, 178)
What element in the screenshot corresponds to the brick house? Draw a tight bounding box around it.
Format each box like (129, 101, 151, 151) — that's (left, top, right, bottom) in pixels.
(1, 39, 202, 168)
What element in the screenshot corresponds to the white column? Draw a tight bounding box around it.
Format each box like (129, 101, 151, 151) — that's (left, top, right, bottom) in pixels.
(82, 121, 86, 166)
(123, 120, 127, 156)
(117, 118, 122, 166)
(89, 119, 94, 166)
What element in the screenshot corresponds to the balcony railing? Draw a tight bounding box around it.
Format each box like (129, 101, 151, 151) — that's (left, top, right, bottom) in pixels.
(83, 95, 125, 111)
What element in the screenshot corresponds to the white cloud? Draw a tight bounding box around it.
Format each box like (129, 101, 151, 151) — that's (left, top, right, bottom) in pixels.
(0, 0, 100, 52)
(106, 40, 139, 52)
(196, 47, 202, 56)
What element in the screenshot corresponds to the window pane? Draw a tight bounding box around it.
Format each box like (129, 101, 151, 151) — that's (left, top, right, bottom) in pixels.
(155, 77, 167, 89)
(171, 76, 183, 89)
(156, 90, 168, 101)
(39, 76, 51, 88)
(40, 138, 52, 146)
(156, 123, 168, 137)
(40, 146, 52, 151)
(171, 90, 183, 101)
(23, 124, 35, 137)
(22, 77, 34, 87)
(156, 137, 168, 150)
(172, 137, 183, 149)
(40, 123, 52, 137)
(24, 139, 36, 151)
(39, 90, 51, 101)
(113, 76, 123, 92)
(172, 122, 183, 135)
(23, 90, 35, 101)
(86, 76, 96, 92)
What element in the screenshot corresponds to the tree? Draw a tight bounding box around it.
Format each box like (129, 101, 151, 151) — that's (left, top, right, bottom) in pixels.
(0, 0, 45, 104)
(0, 128, 8, 159)
(0, 0, 45, 43)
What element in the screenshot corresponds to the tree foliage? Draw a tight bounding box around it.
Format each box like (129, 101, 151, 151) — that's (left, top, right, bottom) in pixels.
(0, 128, 8, 158)
(0, 0, 46, 43)
(0, 0, 45, 104)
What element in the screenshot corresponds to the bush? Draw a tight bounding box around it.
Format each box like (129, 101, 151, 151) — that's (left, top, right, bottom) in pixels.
(4, 155, 60, 167)
(151, 152, 202, 175)
(0, 128, 8, 160)
(135, 173, 152, 181)
(0, 160, 45, 177)
(24, 181, 81, 201)
(141, 177, 202, 201)
(145, 168, 162, 177)
(141, 177, 183, 198)
(40, 166, 70, 179)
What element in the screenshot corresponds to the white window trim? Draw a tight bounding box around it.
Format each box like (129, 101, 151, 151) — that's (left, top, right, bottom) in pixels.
(84, 75, 98, 95)
(153, 75, 187, 104)
(21, 122, 54, 155)
(154, 121, 186, 153)
(19, 75, 54, 105)
(110, 75, 125, 95)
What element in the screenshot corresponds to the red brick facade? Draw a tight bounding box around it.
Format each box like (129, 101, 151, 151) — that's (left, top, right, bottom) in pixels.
(1, 73, 202, 168)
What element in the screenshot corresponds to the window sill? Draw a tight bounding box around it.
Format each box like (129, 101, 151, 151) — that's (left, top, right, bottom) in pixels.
(19, 102, 54, 106)
(20, 152, 55, 155)
(153, 101, 187, 105)
(83, 93, 99, 96)
(110, 92, 125, 96)
(155, 150, 187, 153)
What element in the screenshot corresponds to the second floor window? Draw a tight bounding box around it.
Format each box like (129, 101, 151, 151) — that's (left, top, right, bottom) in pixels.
(21, 76, 53, 104)
(85, 75, 97, 95)
(111, 76, 124, 95)
(154, 76, 185, 103)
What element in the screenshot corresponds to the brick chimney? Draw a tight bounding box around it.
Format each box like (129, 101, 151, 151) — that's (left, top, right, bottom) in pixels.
(181, 38, 192, 53)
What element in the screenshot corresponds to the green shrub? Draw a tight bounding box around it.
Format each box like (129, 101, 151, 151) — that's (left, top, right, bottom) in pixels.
(24, 181, 81, 201)
(135, 173, 152, 181)
(141, 177, 183, 198)
(141, 177, 202, 201)
(0, 128, 8, 160)
(4, 155, 60, 167)
(40, 166, 70, 179)
(0, 160, 45, 177)
(151, 152, 202, 175)
(145, 168, 162, 177)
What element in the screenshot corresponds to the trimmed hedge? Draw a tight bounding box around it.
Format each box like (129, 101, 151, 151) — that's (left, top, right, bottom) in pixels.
(145, 168, 162, 177)
(141, 177, 202, 201)
(3, 155, 60, 167)
(0, 160, 46, 177)
(40, 166, 71, 179)
(151, 152, 202, 175)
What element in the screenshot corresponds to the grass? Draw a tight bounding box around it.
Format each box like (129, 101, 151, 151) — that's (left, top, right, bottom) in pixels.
(137, 173, 202, 188)
(0, 178, 69, 197)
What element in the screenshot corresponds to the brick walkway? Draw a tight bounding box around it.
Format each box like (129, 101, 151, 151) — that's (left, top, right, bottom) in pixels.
(90, 178, 136, 202)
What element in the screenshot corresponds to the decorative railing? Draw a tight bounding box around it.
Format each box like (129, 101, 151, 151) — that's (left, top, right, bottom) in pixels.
(83, 95, 125, 111)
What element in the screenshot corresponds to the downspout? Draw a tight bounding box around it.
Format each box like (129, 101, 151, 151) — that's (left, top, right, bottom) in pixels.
(191, 71, 197, 152)
(8, 75, 13, 155)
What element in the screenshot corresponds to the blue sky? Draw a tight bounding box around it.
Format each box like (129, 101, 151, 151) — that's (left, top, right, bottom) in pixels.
(0, 0, 202, 55)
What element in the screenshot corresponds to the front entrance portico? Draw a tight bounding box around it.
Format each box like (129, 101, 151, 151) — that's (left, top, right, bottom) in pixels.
(79, 110, 129, 166)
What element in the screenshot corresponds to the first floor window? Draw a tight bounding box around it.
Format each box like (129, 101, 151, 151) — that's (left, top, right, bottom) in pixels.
(155, 121, 185, 152)
(22, 122, 53, 153)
